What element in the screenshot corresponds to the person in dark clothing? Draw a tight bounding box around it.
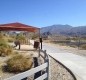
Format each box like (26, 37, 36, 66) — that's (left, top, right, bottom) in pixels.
(14, 40, 20, 49)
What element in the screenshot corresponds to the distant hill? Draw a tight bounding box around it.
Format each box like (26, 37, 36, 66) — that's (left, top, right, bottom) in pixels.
(41, 25, 86, 37)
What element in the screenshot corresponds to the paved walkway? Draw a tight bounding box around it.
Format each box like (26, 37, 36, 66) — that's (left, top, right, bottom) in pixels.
(30, 40, 86, 80)
(42, 43, 86, 80)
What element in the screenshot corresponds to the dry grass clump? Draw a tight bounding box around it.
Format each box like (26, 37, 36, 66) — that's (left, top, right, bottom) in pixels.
(69, 45, 77, 48)
(81, 44, 86, 50)
(6, 54, 33, 72)
(0, 39, 13, 56)
(7, 38, 14, 43)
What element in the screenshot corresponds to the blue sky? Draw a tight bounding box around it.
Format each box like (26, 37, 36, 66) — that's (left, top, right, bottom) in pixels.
(0, 0, 86, 27)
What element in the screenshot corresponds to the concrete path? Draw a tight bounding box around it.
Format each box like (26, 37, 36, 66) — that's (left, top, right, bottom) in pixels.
(30, 40, 86, 80)
(42, 43, 86, 80)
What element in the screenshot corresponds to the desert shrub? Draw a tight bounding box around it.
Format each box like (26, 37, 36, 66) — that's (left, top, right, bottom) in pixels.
(81, 44, 86, 50)
(6, 46, 13, 55)
(69, 45, 77, 48)
(0, 33, 3, 38)
(6, 54, 33, 72)
(0, 39, 13, 56)
(0, 45, 13, 56)
(66, 38, 70, 40)
(16, 34, 26, 41)
(8, 38, 14, 43)
(0, 39, 7, 56)
(0, 38, 7, 45)
(15, 34, 28, 44)
(32, 35, 38, 39)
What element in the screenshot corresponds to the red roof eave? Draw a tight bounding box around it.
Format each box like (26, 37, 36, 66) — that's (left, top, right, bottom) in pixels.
(0, 22, 39, 32)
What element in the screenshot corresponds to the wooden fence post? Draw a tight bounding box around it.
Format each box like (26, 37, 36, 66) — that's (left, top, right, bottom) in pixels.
(46, 55, 49, 80)
(0, 76, 2, 80)
(44, 50, 49, 80)
(34, 57, 41, 79)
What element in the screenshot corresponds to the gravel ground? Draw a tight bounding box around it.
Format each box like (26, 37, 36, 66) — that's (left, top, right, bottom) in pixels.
(49, 57, 74, 80)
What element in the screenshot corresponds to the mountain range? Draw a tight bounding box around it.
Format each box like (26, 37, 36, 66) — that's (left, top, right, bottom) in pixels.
(41, 25, 86, 37)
